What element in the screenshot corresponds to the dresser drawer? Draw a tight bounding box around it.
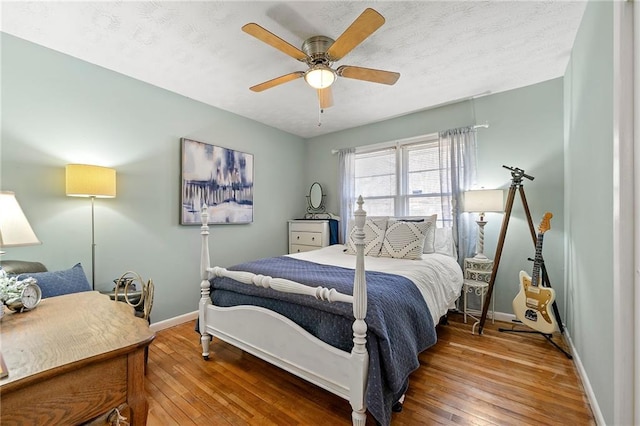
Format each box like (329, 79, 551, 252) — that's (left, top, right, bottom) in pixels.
(291, 231, 323, 247)
(289, 221, 326, 233)
(288, 219, 332, 254)
(290, 244, 319, 253)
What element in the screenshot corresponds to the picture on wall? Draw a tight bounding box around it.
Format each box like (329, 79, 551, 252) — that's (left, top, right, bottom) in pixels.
(181, 138, 254, 225)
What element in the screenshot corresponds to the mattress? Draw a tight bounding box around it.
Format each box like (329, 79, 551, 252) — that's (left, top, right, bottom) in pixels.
(288, 244, 464, 324)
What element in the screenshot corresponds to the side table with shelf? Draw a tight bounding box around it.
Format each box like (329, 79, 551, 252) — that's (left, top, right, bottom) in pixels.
(463, 257, 495, 334)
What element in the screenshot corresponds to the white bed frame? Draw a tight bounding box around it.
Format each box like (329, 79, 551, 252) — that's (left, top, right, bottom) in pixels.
(199, 197, 369, 425)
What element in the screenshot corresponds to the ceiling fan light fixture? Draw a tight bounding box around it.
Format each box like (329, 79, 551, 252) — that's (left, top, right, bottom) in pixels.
(304, 64, 336, 89)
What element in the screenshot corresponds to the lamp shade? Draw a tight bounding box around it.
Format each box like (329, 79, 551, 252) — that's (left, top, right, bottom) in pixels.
(304, 64, 336, 89)
(464, 189, 504, 213)
(0, 191, 41, 247)
(66, 164, 116, 198)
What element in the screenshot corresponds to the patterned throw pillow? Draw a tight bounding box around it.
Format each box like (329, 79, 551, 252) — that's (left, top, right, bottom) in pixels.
(390, 214, 438, 253)
(346, 218, 389, 256)
(380, 220, 433, 260)
(18, 263, 92, 298)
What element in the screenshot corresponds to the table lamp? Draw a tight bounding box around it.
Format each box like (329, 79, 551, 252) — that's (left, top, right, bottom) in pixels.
(65, 164, 116, 289)
(0, 191, 41, 255)
(464, 189, 504, 259)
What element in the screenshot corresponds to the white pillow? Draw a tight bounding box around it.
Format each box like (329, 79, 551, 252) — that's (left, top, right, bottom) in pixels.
(380, 220, 433, 260)
(391, 214, 438, 253)
(434, 227, 458, 259)
(345, 218, 388, 256)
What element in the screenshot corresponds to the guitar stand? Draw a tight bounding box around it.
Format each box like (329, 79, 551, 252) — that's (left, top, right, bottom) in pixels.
(478, 166, 571, 357)
(498, 322, 573, 359)
(498, 259, 572, 359)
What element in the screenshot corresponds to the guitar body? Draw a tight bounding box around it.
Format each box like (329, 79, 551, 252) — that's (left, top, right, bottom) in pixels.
(512, 212, 558, 334)
(513, 270, 558, 334)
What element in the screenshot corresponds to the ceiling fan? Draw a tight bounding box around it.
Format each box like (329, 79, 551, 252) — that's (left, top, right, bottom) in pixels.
(242, 8, 400, 109)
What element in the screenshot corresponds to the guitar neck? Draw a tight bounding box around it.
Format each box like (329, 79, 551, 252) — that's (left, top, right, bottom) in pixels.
(531, 233, 545, 287)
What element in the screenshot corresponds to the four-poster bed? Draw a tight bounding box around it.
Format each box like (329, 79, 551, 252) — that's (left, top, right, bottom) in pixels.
(197, 197, 463, 425)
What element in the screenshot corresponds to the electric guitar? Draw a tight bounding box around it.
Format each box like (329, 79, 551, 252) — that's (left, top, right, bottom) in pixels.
(512, 212, 558, 334)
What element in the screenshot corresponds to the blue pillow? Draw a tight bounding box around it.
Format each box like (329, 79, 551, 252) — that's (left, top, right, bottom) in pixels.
(17, 263, 92, 298)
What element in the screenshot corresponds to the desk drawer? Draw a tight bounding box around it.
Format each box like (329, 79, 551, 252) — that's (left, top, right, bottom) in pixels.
(291, 231, 323, 247)
(1, 356, 127, 425)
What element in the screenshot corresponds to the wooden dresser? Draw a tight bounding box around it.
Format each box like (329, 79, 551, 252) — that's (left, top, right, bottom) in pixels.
(288, 219, 331, 253)
(0, 291, 155, 425)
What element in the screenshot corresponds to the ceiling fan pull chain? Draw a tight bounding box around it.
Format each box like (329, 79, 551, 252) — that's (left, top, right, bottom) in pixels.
(318, 107, 324, 127)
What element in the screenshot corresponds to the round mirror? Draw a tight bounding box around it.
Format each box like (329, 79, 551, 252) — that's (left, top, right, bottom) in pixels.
(309, 182, 323, 209)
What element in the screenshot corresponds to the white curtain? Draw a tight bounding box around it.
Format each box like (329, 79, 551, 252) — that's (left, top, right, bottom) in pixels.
(438, 126, 478, 265)
(337, 148, 355, 243)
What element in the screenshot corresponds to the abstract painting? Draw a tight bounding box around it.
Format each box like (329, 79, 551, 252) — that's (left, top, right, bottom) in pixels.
(181, 138, 254, 225)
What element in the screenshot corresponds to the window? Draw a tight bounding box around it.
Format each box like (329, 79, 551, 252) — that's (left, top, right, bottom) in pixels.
(354, 148, 396, 216)
(355, 135, 453, 226)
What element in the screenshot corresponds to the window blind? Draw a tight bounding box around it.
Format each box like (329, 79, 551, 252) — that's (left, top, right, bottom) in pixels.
(354, 137, 451, 225)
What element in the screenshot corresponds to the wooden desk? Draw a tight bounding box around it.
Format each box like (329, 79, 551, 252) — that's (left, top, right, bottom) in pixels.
(0, 291, 155, 425)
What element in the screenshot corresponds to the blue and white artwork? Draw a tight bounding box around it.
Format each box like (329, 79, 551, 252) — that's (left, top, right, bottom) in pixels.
(181, 138, 254, 224)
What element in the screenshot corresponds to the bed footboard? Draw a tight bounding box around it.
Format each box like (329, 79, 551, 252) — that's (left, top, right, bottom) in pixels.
(198, 196, 369, 426)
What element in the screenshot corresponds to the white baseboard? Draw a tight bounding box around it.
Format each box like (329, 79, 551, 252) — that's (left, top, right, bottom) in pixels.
(486, 313, 604, 426)
(150, 310, 198, 333)
(453, 308, 516, 324)
(491, 311, 516, 323)
(562, 329, 605, 425)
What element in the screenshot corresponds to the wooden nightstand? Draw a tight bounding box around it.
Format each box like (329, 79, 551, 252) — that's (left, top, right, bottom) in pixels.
(463, 257, 495, 334)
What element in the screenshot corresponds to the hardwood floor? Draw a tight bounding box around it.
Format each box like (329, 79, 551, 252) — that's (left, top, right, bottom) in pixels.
(145, 312, 595, 425)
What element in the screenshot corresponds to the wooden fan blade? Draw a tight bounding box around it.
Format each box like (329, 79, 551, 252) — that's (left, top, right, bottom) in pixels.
(318, 87, 334, 109)
(250, 72, 305, 92)
(336, 65, 400, 85)
(242, 23, 308, 61)
(326, 8, 385, 61)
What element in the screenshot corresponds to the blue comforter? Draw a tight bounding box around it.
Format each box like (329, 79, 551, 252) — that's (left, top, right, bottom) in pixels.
(211, 256, 436, 425)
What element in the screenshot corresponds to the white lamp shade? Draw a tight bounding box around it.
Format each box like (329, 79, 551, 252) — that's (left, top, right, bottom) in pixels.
(304, 65, 336, 89)
(66, 164, 116, 198)
(464, 189, 504, 213)
(0, 191, 41, 247)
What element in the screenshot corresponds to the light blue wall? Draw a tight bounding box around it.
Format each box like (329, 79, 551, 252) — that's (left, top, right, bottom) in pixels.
(564, 1, 614, 423)
(0, 10, 619, 422)
(0, 34, 308, 323)
(306, 79, 565, 318)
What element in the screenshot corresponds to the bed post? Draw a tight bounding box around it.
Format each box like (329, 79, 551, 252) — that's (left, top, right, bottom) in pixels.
(350, 196, 369, 426)
(199, 204, 212, 359)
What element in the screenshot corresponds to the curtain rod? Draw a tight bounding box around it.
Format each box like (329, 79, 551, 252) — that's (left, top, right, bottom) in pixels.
(331, 122, 490, 154)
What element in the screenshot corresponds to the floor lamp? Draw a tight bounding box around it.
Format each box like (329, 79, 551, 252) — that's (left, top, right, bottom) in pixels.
(65, 164, 116, 290)
(0, 191, 42, 256)
(464, 189, 504, 259)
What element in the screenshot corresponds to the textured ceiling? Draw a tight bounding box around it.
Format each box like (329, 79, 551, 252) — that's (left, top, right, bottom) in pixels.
(0, 1, 586, 138)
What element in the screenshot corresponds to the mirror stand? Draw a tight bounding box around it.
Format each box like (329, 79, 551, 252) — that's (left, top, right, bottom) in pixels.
(305, 197, 326, 215)
(305, 182, 327, 219)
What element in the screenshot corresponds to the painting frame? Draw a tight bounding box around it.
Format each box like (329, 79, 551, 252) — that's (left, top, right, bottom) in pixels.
(180, 138, 254, 225)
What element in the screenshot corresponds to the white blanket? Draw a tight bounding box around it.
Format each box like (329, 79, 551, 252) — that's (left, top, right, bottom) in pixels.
(288, 245, 463, 324)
